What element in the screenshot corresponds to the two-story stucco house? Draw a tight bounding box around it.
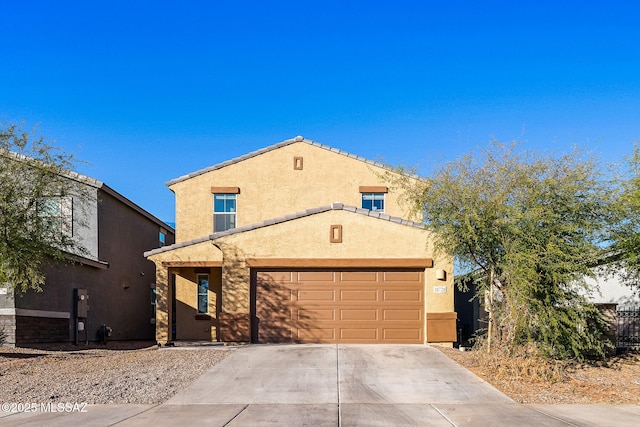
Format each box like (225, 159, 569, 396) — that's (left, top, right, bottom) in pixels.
(0, 169, 175, 346)
(145, 136, 456, 345)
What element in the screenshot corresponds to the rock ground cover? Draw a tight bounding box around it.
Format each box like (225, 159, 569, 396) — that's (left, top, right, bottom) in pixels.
(0, 342, 232, 404)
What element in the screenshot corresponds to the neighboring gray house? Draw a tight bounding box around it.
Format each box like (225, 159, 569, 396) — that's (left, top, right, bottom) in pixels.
(586, 273, 640, 308)
(0, 172, 174, 346)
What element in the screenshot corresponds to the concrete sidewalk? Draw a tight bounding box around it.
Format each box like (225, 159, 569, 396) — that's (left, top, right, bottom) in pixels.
(1, 344, 639, 426)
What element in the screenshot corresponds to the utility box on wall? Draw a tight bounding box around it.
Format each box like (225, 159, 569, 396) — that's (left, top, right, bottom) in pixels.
(75, 288, 89, 318)
(426, 312, 458, 343)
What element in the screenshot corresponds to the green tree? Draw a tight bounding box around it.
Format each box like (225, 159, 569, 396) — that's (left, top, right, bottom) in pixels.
(391, 142, 615, 360)
(607, 145, 640, 289)
(0, 122, 86, 293)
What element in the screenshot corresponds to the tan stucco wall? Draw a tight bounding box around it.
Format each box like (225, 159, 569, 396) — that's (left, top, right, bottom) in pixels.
(151, 211, 454, 344)
(220, 210, 431, 259)
(152, 264, 222, 343)
(154, 210, 453, 319)
(170, 142, 417, 243)
(174, 268, 221, 341)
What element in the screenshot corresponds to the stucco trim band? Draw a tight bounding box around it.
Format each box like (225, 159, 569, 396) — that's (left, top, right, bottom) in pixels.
(245, 258, 433, 268)
(211, 187, 240, 194)
(359, 186, 388, 193)
(162, 261, 223, 267)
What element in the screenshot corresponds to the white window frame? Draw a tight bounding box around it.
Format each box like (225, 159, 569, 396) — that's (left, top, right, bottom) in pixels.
(361, 192, 385, 213)
(213, 193, 237, 232)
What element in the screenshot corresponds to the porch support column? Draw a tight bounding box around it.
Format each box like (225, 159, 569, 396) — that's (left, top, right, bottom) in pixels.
(153, 262, 171, 344)
(219, 247, 251, 342)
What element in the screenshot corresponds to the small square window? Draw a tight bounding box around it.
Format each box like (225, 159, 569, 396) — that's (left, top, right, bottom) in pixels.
(362, 193, 385, 212)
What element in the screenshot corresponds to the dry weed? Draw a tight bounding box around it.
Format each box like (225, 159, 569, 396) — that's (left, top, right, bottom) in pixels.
(441, 345, 640, 404)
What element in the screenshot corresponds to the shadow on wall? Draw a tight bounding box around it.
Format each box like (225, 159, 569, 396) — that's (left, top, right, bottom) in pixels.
(173, 299, 219, 341)
(170, 266, 222, 341)
(216, 244, 319, 343)
(250, 271, 319, 344)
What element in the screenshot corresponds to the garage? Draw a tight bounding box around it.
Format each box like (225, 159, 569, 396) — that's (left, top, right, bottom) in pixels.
(252, 269, 425, 344)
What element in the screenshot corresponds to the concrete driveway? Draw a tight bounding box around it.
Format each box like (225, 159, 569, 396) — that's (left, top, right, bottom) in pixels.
(115, 344, 603, 426)
(3, 344, 640, 426)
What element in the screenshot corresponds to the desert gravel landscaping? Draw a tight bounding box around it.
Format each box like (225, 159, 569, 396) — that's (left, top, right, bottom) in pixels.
(0, 343, 232, 404)
(440, 347, 640, 404)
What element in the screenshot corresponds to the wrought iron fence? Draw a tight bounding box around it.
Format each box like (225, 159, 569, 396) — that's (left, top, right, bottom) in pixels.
(617, 306, 640, 350)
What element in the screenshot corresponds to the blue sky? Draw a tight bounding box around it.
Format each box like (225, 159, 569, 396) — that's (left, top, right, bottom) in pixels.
(1, 1, 639, 224)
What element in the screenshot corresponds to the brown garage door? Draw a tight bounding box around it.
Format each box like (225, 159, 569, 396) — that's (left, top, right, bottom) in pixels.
(252, 269, 424, 344)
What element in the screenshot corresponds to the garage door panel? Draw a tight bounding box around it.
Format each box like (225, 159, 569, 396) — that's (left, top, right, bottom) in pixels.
(258, 287, 293, 304)
(383, 309, 422, 321)
(383, 290, 423, 302)
(297, 289, 336, 302)
(298, 328, 335, 340)
(383, 328, 422, 340)
(260, 308, 294, 321)
(384, 271, 422, 282)
(298, 308, 335, 321)
(259, 326, 294, 342)
(297, 271, 335, 281)
(340, 290, 378, 302)
(255, 269, 424, 344)
(258, 271, 293, 283)
(340, 328, 378, 340)
(340, 309, 378, 321)
(341, 271, 378, 281)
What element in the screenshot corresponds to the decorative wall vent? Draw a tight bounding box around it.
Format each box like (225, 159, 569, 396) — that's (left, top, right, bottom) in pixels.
(330, 224, 342, 243)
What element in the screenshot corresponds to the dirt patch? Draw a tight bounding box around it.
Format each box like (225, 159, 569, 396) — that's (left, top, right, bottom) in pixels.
(440, 347, 640, 404)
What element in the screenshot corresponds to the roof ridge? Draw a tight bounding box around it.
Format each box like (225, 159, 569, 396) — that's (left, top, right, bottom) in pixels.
(165, 136, 396, 186)
(144, 203, 424, 257)
(1, 148, 103, 188)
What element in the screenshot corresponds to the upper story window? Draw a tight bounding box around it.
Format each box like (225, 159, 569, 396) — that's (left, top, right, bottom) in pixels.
(359, 186, 388, 213)
(159, 228, 167, 246)
(37, 196, 73, 237)
(213, 194, 237, 232)
(362, 193, 385, 212)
